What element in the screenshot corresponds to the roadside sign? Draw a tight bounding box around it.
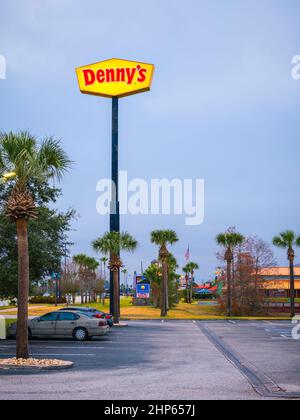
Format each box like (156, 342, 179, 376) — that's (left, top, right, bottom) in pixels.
(76, 58, 154, 98)
(136, 284, 151, 299)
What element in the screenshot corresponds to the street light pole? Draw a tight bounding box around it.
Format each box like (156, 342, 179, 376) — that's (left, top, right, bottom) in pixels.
(110, 97, 120, 316)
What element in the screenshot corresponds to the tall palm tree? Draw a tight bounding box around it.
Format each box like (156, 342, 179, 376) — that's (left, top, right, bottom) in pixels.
(0, 131, 71, 359)
(273, 230, 300, 318)
(183, 262, 199, 304)
(92, 231, 138, 324)
(151, 230, 178, 317)
(216, 232, 244, 317)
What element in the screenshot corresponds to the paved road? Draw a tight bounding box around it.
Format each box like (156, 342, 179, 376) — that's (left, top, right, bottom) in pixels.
(0, 320, 299, 400)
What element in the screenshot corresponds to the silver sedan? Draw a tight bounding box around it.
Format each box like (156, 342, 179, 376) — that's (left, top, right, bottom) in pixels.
(9, 311, 109, 341)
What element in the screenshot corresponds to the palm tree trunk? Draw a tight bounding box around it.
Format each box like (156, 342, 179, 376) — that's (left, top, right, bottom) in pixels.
(16, 219, 30, 359)
(289, 257, 295, 318)
(118, 268, 121, 318)
(161, 260, 168, 317)
(166, 269, 169, 311)
(113, 270, 120, 324)
(186, 276, 189, 303)
(226, 259, 232, 317)
(190, 271, 194, 304)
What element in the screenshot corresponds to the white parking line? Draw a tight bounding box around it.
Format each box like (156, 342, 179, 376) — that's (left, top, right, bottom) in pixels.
(31, 353, 96, 357)
(0, 346, 105, 350)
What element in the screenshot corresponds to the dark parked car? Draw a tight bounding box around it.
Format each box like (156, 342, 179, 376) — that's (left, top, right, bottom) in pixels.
(59, 307, 114, 327)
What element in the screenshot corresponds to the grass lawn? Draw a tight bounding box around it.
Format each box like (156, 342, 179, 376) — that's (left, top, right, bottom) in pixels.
(0, 297, 294, 320)
(0, 306, 15, 311)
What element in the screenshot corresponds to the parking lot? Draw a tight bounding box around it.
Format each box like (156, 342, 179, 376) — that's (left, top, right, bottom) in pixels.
(0, 320, 300, 400)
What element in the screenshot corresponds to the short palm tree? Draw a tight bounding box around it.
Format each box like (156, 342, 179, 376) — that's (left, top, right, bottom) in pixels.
(216, 232, 244, 316)
(151, 230, 179, 317)
(0, 131, 71, 359)
(183, 262, 199, 304)
(92, 231, 138, 324)
(273, 230, 300, 318)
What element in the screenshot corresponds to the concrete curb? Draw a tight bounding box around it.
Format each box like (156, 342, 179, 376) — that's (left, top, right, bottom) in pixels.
(113, 322, 129, 327)
(0, 361, 74, 371)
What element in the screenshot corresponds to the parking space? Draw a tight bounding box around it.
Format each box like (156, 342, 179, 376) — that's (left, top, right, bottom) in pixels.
(0, 320, 299, 400)
(200, 321, 300, 396)
(0, 320, 259, 400)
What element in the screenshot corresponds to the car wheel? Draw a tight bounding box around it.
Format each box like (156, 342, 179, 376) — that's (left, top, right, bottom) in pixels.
(73, 328, 88, 342)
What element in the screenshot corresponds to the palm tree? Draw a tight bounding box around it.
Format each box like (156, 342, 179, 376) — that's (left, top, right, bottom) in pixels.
(273, 230, 300, 318)
(0, 131, 71, 359)
(92, 231, 138, 324)
(216, 231, 245, 316)
(151, 230, 179, 317)
(183, 262, 199, 304)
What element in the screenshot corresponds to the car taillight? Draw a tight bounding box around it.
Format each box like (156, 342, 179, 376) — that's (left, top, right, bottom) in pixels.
(93, 314, 102, 319)
(105, 315, 112, 319)
(98, 320, 107, 327)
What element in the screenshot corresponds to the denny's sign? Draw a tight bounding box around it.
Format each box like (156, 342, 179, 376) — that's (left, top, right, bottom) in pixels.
(76, 58, 155, 98)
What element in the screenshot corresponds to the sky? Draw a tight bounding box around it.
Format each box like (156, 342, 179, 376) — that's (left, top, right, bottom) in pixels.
(1, 0, 300, 283)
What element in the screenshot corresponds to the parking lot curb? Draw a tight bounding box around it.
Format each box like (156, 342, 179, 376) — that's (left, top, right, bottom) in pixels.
(0, 361, 74, 371)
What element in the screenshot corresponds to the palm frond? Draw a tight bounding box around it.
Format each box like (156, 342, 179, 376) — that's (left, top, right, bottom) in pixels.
(273, 231, 296, 248)
(92, 231, 138, 257)
(151, 230, 178, 246)
(38, 137, 72, 181)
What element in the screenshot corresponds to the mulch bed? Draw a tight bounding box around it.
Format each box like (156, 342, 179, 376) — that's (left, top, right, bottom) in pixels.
(0, 358, 74, 370)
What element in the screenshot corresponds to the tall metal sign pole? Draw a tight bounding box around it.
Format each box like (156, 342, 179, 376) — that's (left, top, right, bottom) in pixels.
(110, 97, 120, 315)
(76, 58, 154, 317)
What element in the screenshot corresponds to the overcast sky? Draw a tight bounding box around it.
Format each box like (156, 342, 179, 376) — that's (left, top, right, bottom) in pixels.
(1, 0, 300, 282)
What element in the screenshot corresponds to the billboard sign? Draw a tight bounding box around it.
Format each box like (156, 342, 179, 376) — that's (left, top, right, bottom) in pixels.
(76, 58, 155, 98)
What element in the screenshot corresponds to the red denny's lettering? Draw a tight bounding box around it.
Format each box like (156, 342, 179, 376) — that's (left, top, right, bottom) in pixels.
(83, 65, 147, 86)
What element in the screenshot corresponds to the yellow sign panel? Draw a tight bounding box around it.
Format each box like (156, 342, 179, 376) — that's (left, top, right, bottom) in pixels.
(76, 58, 154, 99)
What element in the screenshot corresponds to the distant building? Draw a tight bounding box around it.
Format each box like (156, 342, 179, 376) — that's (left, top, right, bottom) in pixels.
(259, 267, 300, 298)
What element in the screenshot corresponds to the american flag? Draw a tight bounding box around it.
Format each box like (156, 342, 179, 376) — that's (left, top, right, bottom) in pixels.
(185, 246, 190, 261)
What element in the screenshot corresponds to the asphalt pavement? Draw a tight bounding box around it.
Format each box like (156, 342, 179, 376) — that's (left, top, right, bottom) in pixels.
(0, 320, 299, 400)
